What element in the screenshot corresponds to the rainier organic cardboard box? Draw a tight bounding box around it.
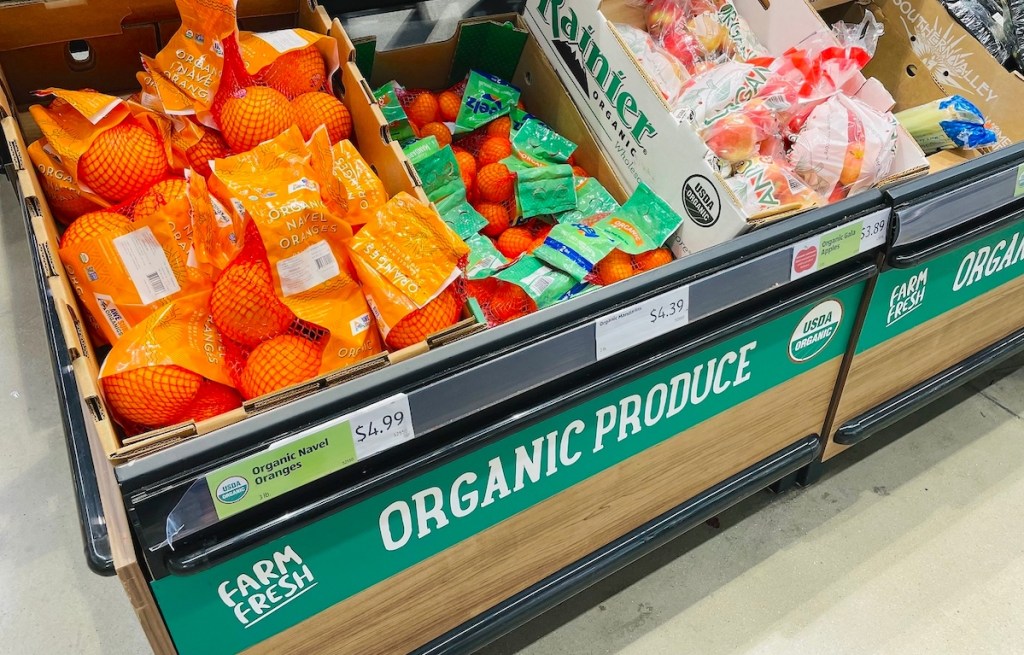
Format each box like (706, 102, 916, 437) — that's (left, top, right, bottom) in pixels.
(524, 0, 929, 253)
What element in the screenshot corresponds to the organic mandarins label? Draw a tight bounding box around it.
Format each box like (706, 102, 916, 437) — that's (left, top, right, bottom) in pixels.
(209, 129, 382, 371)
(152, 0, 238, 123)
(348, 192, 469, 337)
(99, 290, 236, 387)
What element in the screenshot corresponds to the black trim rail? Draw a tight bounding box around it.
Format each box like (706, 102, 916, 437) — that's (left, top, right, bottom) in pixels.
(4, 166, 114, 575)
(117, 196, 887, 495)
(414, 436, 822, 655)
(889, 208, 1024, 269)
(835, 327, 1024, 446)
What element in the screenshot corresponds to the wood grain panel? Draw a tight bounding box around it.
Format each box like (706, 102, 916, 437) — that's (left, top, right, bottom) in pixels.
(90, 414, 178, 655)
(824, 273, 1024, 460)
(245, 359, 842, 655)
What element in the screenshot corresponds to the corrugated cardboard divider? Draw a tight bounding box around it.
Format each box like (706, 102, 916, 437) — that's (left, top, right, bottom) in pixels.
(1, 5, 480, 461)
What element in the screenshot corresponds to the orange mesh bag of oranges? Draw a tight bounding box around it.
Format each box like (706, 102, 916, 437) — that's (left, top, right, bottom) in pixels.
(149, 0, 239, 126)
(240, 29, 340, 100)
(208, 128, 383, 383)
(348, 192, 470, 351)
(57, 178, 213, 344)
(26, 139, 106, 225)
(135, 62, 233, 176)
(239, 29, 352, 144)
(98, 291, 243, 430)
(209, 34, 297, 154)
(29, 89, 172, 205)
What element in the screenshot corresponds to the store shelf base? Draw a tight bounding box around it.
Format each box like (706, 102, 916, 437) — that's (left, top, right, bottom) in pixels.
(413, 435, 821, 655)
(834, 328, 1024, 447)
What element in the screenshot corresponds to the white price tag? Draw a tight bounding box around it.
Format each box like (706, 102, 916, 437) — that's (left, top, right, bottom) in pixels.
(594, 285, 690, 361)
(350, 394, 414, 460)
(790, 212, 890, 280)
(858, 211, 889, 251)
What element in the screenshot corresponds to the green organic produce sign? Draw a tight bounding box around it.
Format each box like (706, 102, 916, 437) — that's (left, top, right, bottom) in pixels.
(152, 283, 864, 655)
(857, 217, 1024, 352)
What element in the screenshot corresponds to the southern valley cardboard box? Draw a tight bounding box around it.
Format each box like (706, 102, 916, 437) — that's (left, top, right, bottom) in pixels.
(850, 0, 1024, 166)
(524, 0, 928, 253)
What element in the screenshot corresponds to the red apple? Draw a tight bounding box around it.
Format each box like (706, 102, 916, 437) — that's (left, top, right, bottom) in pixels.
(703, 112, 759, 163)
(662, 26, 704, 72)
(646, 0, 685, 38)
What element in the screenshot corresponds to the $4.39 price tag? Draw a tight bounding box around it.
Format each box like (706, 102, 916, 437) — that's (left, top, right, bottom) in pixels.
(594, 285, 691, 360)
(205, 394, 414, 520)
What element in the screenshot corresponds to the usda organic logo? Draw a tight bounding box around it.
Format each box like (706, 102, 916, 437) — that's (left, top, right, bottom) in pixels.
(789, 299, 843, 362)
(216, 476, 249, 504)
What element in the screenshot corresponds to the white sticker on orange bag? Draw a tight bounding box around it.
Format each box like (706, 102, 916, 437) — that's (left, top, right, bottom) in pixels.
(112, 227, 182, 305)
(276, 240, 341, 296)
(254, 30, 310, 54)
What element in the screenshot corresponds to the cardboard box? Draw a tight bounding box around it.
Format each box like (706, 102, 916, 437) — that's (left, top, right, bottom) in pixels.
(849, 0, 1024, 170)
(0, 0, 481, 461)
(523, 0, 928, 253)
(362, 14, 630, 208)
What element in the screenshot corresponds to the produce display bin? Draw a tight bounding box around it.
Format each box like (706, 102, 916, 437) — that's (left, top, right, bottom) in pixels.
(2, 2, 904, 654)
(823, 142, 1024, 461)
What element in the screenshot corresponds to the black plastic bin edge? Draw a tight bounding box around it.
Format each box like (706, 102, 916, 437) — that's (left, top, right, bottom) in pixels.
(3, 165, 114, 576)
(835, 327, 1024, 447)
(415, 435, 822, 655)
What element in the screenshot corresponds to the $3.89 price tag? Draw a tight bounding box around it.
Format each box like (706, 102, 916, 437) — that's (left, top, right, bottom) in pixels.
(791, 212, 889, 280)
(594, 285, 691, 360)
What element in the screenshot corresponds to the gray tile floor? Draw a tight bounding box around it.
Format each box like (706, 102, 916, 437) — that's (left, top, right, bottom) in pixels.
(3, 176, 1024, 654)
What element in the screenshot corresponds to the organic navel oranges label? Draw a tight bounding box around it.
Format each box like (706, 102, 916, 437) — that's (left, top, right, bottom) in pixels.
(209, 128, 382, 372)
(151, 0, 238, 124)
(30, 90, 173, 204)
(59, 197, 210, 344)
(27, 139, 105, 224)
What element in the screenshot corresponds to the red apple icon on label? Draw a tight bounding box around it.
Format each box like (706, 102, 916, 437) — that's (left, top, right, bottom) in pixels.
(794, 246, 818, 273)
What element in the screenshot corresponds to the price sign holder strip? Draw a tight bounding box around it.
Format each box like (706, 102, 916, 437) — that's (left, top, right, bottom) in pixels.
(594, 210, 890, 361)
(888, 142, 1024, 248)
(164, 394, 414, 545)
(150, 212, 888, 551)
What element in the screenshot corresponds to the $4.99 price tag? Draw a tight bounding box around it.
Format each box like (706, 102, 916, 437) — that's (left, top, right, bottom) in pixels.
(205, 394, 414, 520)
(350, 394, 414, 460)
(594, 285, 690, 360)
